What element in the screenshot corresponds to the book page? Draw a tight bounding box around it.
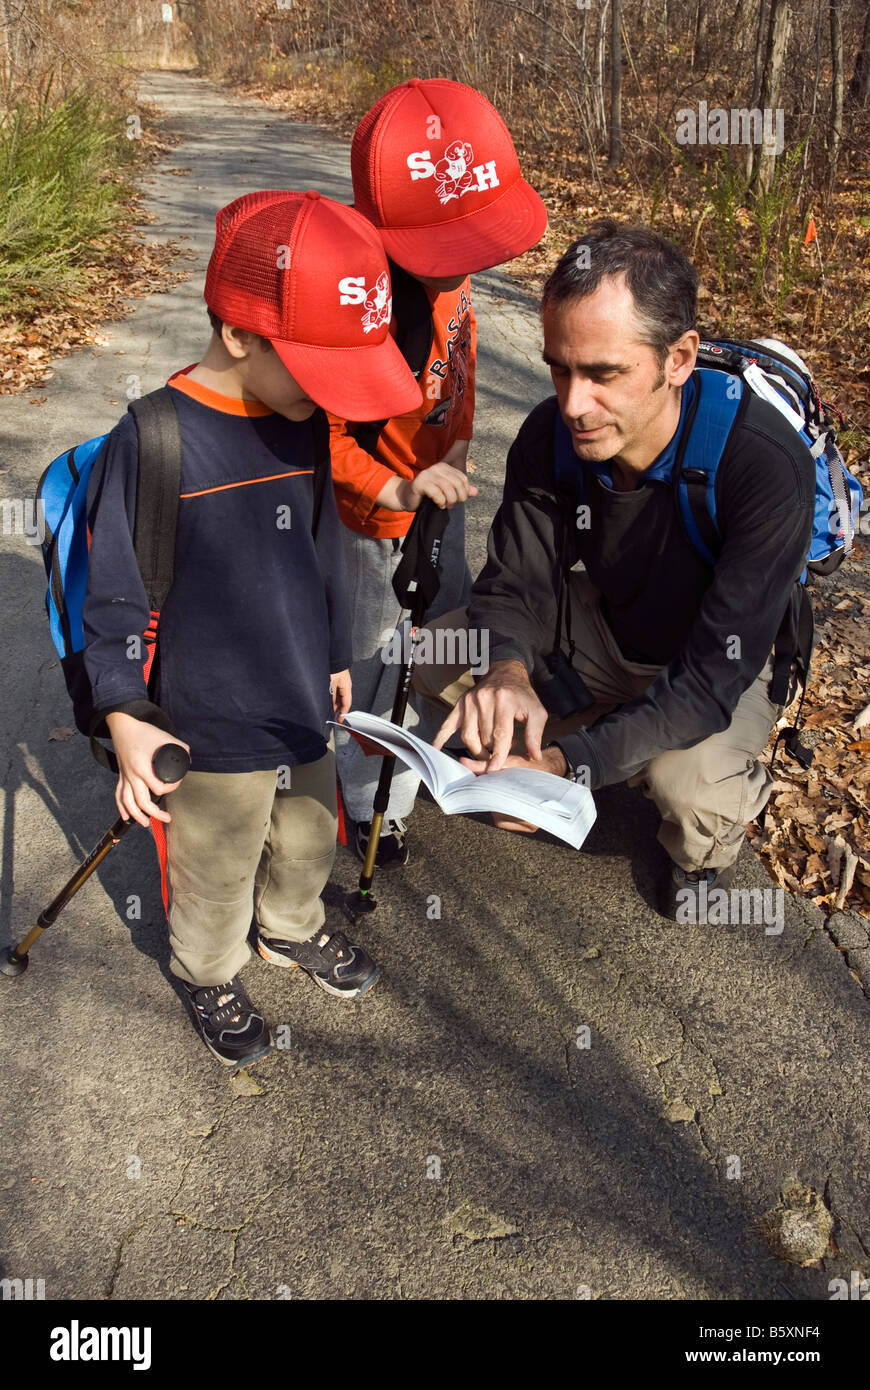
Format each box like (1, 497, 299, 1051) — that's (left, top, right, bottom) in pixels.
(332, 712, 471, 801)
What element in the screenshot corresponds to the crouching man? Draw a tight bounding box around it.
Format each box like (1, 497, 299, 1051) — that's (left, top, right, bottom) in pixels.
(415, 221, 815, 918)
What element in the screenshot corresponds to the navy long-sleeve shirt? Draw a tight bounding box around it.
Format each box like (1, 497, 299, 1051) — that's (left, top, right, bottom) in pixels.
(82, 371, 353, 773)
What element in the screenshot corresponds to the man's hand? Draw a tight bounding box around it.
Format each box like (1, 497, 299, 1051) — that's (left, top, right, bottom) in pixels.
(458, 746, 569, 834)
(330, 669, 352, 721)
(432, 659, 550, 770)
(105, 711, 190, 828)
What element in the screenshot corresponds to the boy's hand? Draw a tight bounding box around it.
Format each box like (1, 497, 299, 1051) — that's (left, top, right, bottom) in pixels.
(375, 461, 478, 513)
(105, 711, 190, 828)
(330, 669, 352, 721)
(403, 461, 478, 511)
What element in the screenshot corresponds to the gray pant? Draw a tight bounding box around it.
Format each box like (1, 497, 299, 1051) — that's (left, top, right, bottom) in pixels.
(163, 746, 337, 986)
(413, 572, 785, 872)
(335, 506, 472, 825)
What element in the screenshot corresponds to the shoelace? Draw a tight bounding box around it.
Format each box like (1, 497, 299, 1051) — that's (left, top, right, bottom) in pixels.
(189, 982, 251, 1027)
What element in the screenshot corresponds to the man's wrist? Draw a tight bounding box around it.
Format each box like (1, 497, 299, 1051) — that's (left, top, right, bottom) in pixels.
(543, 742, 569, 778)
(473, 657, 531, 689)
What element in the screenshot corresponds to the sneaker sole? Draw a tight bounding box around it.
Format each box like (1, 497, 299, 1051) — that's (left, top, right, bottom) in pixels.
(256, 936, 381, 1000)
(199, 1027, 275, 1070)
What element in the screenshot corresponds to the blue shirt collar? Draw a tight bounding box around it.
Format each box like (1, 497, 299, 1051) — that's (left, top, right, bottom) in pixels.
(584, 374, 697, 490)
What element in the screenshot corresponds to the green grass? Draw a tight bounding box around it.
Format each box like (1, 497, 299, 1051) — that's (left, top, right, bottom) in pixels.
(0, 90, 135, 313)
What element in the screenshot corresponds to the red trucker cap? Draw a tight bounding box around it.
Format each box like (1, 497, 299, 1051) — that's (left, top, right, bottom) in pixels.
(351, 78, 548, 277)
(203, 189, 423, 420)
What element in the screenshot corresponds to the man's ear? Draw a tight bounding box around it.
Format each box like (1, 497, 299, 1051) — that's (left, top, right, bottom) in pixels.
(667, 329, 699, 387)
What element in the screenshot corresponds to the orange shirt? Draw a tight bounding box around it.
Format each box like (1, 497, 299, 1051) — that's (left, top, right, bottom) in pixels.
(328, 278, 476, 538)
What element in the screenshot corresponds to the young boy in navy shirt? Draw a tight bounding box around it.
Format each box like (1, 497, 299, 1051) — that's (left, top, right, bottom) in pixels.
(82, 190, 421, 1068)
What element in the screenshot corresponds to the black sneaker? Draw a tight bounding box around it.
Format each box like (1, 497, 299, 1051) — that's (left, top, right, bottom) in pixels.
(256, 924, 381, 999)
(182, 976, 274, 1068)
(352, 816, 409, 870)
(659, 861, 737, 920)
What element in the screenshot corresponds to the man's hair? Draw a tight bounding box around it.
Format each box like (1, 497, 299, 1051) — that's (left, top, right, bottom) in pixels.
(541, 220, 699, 366)
(206, 306, 272, 350)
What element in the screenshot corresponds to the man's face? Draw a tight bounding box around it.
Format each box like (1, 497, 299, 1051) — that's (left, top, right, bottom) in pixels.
(542, 274, 696, 469)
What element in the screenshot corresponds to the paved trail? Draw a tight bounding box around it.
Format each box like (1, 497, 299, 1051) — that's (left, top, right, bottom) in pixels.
(0, 72, 866, 1301)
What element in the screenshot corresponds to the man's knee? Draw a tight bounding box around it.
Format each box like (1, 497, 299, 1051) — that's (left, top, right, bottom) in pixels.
(636, 741, 767, 827)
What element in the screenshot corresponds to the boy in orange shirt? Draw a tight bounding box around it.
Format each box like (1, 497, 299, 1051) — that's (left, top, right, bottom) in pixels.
(330, 78, 547, 865)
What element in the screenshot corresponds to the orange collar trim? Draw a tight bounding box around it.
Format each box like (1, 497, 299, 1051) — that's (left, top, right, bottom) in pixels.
(167, 366, 275, 417)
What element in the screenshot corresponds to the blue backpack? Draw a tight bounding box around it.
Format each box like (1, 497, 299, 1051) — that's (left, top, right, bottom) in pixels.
(36, 387, 330, 769)
(552, 339, 864, 760)
(35, 389, 184, 768)
(555, 338, 863, 577)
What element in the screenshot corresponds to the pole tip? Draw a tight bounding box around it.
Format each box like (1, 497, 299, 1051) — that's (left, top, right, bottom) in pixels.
(0, 945, 29, 977)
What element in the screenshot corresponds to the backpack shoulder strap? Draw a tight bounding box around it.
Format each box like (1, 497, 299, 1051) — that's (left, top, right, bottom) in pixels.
(349, 258, 435, 457)
(310, 406, 330, 537)
(87, 387, 183, 770)
(127, 386, 182, 613)
(675, 368, 743, 565)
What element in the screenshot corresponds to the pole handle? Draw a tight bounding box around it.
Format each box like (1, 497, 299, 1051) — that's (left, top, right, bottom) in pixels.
(152, 742, 191, 785)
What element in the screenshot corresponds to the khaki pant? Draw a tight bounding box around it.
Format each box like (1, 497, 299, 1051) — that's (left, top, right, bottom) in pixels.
(163, 746, 337, 986)
(413, 572, 784, 872)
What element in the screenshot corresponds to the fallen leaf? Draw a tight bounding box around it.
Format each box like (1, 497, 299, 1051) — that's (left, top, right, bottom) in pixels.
(846, 739, 870, 753)
(802, 706, 843, 730)
(231, 1069, 264, 1097)
(47, 726, 75, 741)
(443, 1199, 519, 1242)
(665, 1098, 696, 1123)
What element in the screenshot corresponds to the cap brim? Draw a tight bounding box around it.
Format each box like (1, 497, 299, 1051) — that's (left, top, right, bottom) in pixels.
(377, 177, 548, 278)
(272, 332, 423, 421)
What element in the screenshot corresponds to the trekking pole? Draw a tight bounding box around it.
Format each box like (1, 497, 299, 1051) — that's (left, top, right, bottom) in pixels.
(0, 742, 191, 978)
(347, 498, 449, 916)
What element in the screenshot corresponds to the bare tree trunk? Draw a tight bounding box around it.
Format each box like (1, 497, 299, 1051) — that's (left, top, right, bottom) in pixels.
(595, 2, 608, 137)
(750, 0, 770, 107)
(608, 0, 622, 165)
(693, 0, 709, 69)
(752, 0, 791, 193)
(848, 0, 870, 107)
(0, 0, 11, 106)
(828, 0, 844, 185)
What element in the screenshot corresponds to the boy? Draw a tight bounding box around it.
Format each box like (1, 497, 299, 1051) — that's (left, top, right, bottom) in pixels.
(329, 77, 548, 867)
(82, 190, 421, 1068)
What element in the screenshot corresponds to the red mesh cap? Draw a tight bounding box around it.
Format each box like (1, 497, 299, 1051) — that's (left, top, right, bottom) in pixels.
(352, 78, 547, 278)
(204, 189, 422, 420)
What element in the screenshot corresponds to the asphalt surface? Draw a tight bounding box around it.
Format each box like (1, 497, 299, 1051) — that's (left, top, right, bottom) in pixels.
(0, 71, 867, 1302)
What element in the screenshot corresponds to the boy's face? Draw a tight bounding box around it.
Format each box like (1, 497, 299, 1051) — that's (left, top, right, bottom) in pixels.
(413, 272, 469, 293)
(223, 326, 317, 421)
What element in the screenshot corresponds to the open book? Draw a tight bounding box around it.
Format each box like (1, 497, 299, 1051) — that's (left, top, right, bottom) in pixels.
(334, 711, 597, 851)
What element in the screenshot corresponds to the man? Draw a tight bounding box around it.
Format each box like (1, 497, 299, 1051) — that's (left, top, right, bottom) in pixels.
(417, 221, 815, 917)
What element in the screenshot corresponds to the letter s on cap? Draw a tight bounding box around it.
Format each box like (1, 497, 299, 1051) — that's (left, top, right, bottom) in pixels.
(338, 276, 367, 306)
(407, 150, 436, 181)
